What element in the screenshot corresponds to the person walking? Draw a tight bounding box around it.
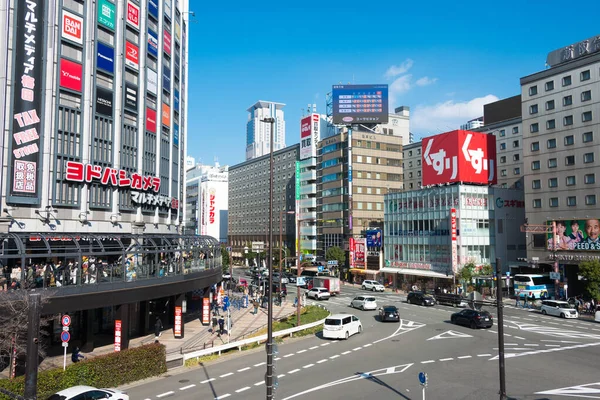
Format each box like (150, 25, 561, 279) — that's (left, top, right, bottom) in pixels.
(218, 316, 225, 336)
(515, 293, 521, 308)
(71, 347, 84, 363)
(211, 315, 218, 334)
(252, 299, 259, 315)
(154, 317, 163, 340)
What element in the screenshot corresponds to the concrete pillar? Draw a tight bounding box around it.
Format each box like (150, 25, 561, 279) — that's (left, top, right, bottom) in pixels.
(81, 309, 95, 352)
(116, 303, 130, 350)
(174, 293, 185, 339)
(139, 301, 150, 336)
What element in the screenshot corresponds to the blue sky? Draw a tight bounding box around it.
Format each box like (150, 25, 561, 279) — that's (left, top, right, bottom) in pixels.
(186, 0, 598, 167)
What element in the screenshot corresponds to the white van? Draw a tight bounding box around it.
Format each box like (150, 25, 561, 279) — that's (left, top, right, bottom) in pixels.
(540, 300, 578, 319)
(322, 314, 362, 340)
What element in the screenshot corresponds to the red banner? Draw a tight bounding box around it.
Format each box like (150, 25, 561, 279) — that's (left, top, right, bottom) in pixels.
(146, 107, 157, 133)
(59, 59, 82, 92)
(202, 298, 210, 325)
(174, 306, 182, 337)
(114, 320, 122, 352)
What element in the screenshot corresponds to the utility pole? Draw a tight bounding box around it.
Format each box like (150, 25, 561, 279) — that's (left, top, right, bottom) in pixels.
(24, 293, 41, 400)
(495, 258, 507, 400)
(296, 218, 301, 327)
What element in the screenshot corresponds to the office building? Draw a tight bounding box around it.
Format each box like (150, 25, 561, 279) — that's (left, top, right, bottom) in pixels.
(401, 142, 422, 191)
(246, 101, 286, 160)
(460, 117, 484, 131)
(377, 106, 411, 145)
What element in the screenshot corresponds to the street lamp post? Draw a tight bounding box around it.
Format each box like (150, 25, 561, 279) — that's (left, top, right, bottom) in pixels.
(296, 218, 301, 327)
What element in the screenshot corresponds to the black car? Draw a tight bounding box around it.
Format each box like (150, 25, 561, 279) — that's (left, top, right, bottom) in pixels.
(451, 309, 493, 329)
(435, 293, 466, 307)
(407, 291, 436, 306)
(378, 305, 400, 322)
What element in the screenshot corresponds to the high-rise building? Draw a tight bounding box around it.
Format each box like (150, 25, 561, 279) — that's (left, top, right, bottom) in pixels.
(246, 101, 286, 160)
(460, 117, 484, 131)
(401, 142, 422, 191)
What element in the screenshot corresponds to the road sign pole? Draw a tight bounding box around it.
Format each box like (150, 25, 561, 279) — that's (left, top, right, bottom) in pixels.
(63, 346, 67, 371)
(423, 386, 425, 400)
(496, 258, 507, 399)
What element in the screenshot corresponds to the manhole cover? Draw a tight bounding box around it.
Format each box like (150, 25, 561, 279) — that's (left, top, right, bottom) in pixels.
(179, 379, 190, 383)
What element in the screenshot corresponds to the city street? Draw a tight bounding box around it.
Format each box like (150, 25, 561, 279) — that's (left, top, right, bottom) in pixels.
(123, 285, 600, 400)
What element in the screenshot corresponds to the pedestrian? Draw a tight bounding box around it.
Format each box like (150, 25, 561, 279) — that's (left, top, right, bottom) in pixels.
(2, 262, 11, 291)
(515, 293, 521, 308)
(218, 316, 225, 336)
(71, 347, 84, 363)
(212, 298, 220, 316)
(154, 316, 163, 340)
(211, 315, 218, 334)
(252, 299, 259, 315)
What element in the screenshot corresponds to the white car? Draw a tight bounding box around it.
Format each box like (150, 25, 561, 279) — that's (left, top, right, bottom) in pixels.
(540, 300, 579, 319)
(350, 296, 378, 310)
(47, 386, 129, 400)
(362, 280, 385, 292)
(272, 273, 289, 284)
(222, 272, 232, 280)
(306, 287, 330, 300)
(323, 314, 362, 340)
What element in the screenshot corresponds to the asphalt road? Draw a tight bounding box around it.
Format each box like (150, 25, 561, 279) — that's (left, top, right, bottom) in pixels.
(123, 284, 600, 400)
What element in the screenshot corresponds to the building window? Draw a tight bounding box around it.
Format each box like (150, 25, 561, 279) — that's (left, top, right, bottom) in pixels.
(585, 174, 595, 184)
(530, 123, 539, 133)
(512, 126, 519, 134)
(586, 195, 597, 206)
(513, 154, 520, 161)
(500, 156, 506, 163)
(532, 179, 541, 189)
(500, 143, 506, 150)
(581, 90, 592, 102)
(529, 86, 538, 96)
(366, 156, 373, 163)
(531, 160, 540, 170)
(581, 69, 591, 81)
(584, 152, 595, 163)
(548, 178, 558, 188)
(565, 155, 575, 166)
(499, 129, 505, 137)
(563, 115, 573, 126)
(583, 131, 593, 143)
(563, 96, 573, 107)
(356, 202, 363, 210)
(546, 119, 556, 129)
(564, 135, 574, 145)
(548, 158, 557, 168)
(356, 155, 363, 163)
(366, 172, 372, 179)
(547, 138, 556, 149)
(546, 100, 555, 110)
(562, 75, 572, 86)
(545, 81, 554, 91)
(567, 196, 577, 207)
(513, 140, 519, 148)
(582, 111, 593, 122)
(514, 167, 520, 175)
(357, 187, 362, 194)
(408, 150, 412, 156)
(529, 104, 538, 114)
(408, 172, 413, 178)
(549, 198, 559, 207)
(531, 142, 540, 151)
(533, 199, 542, 208)
(501, 169, 507, 177)
(566, 176, 576, 186)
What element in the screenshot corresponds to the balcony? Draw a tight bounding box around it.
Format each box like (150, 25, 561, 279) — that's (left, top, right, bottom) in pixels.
(301, 239, 317, 251)
(299, 211, 317, 220)
(300, 170, 317, 181)
(300, 198, 316, 209)
(300, 225, 316, 236)
(300, 183, 316, 195)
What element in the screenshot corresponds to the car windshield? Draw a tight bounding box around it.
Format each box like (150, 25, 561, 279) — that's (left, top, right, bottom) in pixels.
(383, 307, 397, 312)
(325, 319, 341, 325)
(365, 297, 376, 301)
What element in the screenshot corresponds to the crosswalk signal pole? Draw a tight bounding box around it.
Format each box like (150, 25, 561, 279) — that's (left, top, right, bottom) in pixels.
(495, 257, 507, 400)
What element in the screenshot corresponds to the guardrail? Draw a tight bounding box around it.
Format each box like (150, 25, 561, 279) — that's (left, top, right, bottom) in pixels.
(182, 304, 330, 363)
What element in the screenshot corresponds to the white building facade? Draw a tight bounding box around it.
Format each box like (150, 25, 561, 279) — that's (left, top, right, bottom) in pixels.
(246, 100, 286, 160)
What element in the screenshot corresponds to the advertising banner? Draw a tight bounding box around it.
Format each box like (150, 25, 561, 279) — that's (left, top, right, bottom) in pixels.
(114, 320, 122, 352)
(146, 107, 157, 133)
(422, 130, 497, 186)
(174, 89, 179, 111)
(548, 219, 600, 251)
(148, 0, 158, 19)
(147, 29, 158, 57)
(126, 0, 140, 29)
(174, 306, 182, 337)
(162, 65, 171, 91)
(201, 297, 210, 325)
(7, 0, 45, 202)
(95, 86, 113, 116)
(96, 41, 114, 74)
(61, 9, 83, 45)
(124, 82, 138, 112)
(164, 30, 172, 55)
(354, 238, 366, 268)
(451, 208, 458, 274)
(332, 84, 388, 124)
(366, 229, 382, 247)
(125, 41, 139, 70)
(164, 0, 172, 17)
(299, 115, 312, 160)
(147, 68, 158, 94)
(173, 123, 179, 146)
(349, 237, 355, 269)
(175, 20, 181, 41)
(98, 0, 115, 30)
(162, 103, 170, 127)
(59, 59, 83, 92)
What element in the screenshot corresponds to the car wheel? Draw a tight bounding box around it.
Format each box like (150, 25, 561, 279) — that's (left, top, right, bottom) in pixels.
(542, 309, 547, 315)
(451, 317, 456, 324)
(421, 301, 425, 306)
(372, 287, 375, 291)
(360, 305, 364, 310)
(470, 321, 477, 329)
(362, 286, 366, 290)
(358, 325, 362, 334)
(345, 331, 349, 340)
(560, 313, 565, 318)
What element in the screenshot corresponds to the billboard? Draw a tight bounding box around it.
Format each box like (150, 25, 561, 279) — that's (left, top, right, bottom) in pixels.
(97, 0, 115, 30)
(146, 107, 157, 133)
(59, 59, 83, 92)
(147, 29, 158, 57)
(97, 42, 114, 73)
(450, 208, 458, 274)
(163, 65, 171, 91)
(162, 103, 170, 127)
(299, 114, 320, 160)
(422, 130, 497, 186)
(126, 0, 140, 29)
(164, 30, 172, 55)
(354, 238, 366, 268)
(7, 0, 45, 202)
(125, 41, 139, 70)
(147, 68, 158, 94)
(62, 9, 83, 45)
(332, 84, 388, 124)
(174, 89, 179, 111)
(148, 0, 158, 19)
(366, 229, 382, 248)
(173, 123, 179, 145)
(548, 220, 600, 251)
(95, 86, 113, 116)
(124, 82, 138, 112)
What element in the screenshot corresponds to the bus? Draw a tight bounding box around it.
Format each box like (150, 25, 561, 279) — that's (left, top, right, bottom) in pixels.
(514, 274, 555, 300)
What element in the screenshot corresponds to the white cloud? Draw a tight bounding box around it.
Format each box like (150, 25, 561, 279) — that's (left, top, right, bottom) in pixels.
(390, 74, 412, 95)
(415, 76, 438, 86)
(411, 94, 499, 135)
(384, 59, 414, 79)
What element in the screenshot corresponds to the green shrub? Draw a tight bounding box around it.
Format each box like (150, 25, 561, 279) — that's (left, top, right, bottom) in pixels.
(0, 343, 166, 400)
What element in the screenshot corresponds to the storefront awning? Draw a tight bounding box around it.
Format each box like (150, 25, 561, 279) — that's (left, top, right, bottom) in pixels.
(349, 268, 379, 275)
(379, 267, 452, 279)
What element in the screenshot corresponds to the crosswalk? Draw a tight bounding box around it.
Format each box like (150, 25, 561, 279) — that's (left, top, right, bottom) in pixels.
(505, 319, 600, 340)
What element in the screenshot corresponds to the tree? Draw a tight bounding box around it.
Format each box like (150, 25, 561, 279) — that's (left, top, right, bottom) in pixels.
(578, 260, 600, 301)
(458, 262, 475, 283)
(479, 264, 493, 276)
(220, 246, 230, 274)
(325, 246, 346, 266)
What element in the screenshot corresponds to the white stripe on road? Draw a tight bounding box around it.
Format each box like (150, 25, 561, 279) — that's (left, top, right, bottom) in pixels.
(284, 354, 294, 358)
(179, 384, 196, 391)
(363, 343, 372, 347)
(277, 374, 286, 378)
(489, 330, 498, 333)
(238, 367, 251, 372)
(275, 357, 281, 361)
(220, 372, 234, 378)
(524, 344, 539, 346)
(421, 360, 435, 364)
(201, 378, 215, 384)
(157, 392, 174, 398)
(342, 351, 351, 355)
(297, 349, 307, 354)
(330, 355, 340, 359)
(352, 347, 362, 351)
(545, 344, 560, 347)
(321, 343, 330, 346)
(303, 364, 315, 368)
(317, 359, 328, 364)
(288, 368, 301, 374)
(254, 362, 266, 367)
(309, 346, 319, 350)
(457, 355, 472, 359)
(235, 387, 250, 393)
(439, 358, 453, 361)
(478, 354, 492, 357)
(254, 381, 263, 386)
(216, 394, 231, 400)
(514, 336, 526, 340)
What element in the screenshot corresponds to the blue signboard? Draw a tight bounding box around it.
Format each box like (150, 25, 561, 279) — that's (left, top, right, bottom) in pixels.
(147, 0, 158, 19)
(332, 84, 389, 125)
(173, 123, 179, 146)
(163, 65, 171, 91)
(366, 229, 382, 247)
(147, 29, 158, 57)
(174, 89, 179, 111)
(96, 41, 114, 74)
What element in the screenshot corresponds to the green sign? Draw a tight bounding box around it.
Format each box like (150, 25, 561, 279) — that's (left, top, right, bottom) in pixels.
(295, 162, 300, 200)
(97, 0, 115, 30)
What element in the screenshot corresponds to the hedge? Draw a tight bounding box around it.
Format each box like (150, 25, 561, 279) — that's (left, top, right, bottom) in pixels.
(0, 343, 166, 400)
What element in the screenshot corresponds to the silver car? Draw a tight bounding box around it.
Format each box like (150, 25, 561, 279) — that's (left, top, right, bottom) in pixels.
(307, 287, 330, 300)
(351, 296, 378, 310)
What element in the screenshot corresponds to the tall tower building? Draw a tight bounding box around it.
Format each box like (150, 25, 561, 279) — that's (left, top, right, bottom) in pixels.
(246, 101, 286, 160)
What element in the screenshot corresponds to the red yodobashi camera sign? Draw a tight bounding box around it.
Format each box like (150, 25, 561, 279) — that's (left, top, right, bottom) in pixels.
(422, 130, 497, 186)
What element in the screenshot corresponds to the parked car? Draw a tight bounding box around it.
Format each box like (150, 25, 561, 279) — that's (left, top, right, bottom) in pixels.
(378, 305, 400, 322)
(322, 314, 362, 340)
(407, 291, 436, 306)
(306, 287, 330, 300)
(350, 296, 377, 310)
(222, 272, 232, 280)
(46, 386, 129, 400)
(451, 309, 493, 329)
(435, 293, 468, 307)
(541, 300, 578, 319)
(272, 273, 289, 284)
(361, 280, 385, 292)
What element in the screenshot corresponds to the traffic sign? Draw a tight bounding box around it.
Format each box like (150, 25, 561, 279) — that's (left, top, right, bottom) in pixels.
(549, 272, 561, 280)
(327, 260, 338, 266)
(418, 372, 427, 386)
(61, 315, 71, 327)
(62, 326, 69, 332)
(62, 342, 69, 348)
(60, 331, 70, 343)
(318, 266, 324, 272)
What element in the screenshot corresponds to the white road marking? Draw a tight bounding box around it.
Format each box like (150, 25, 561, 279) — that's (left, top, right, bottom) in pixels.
(157, 392, 174, 398)
(254, 362, 266, 367)
(514, 336, 526, 340)
(321, 343, 330, 346)
(275, 357, 281, 360)
(478, 354, 492, 357)
(303, 364, 315, 368)
(330, 355, 340, 359)
(523, 343, 539, 346)
(235, 387, 250, 393)
(342, 351, 351, 355)
(179, 384, 196, 391)
(289, 368, 301, 374)
(363, 343, 372, 347)
(201, 378, 216, 384)
(457, 355, 472, 359)
(489, 342, 600, 360)
(504, 333, 512, 337)
(421, 360, 435, 364)
(238, 367, 251, 372)
(439, 358, 453, 361)
(254, 381, 263, 386)
(297, 349, 307, 354)
(427, 330, 472, 341)
(220, 372, 234, 378)
(353, 347, 362, 351)
(332, 340, 339, 343)
(489, 330, 498, 333)
(284, 354, 294, 358)
(535, 381, 600, 397)
(215, 395, 231, 400)
(545, 344, 560, 347)
(309, 346, 319, 350)
(317, 359, 328, 364)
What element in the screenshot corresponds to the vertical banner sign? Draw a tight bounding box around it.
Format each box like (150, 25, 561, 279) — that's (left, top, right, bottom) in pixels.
(173, 123, 179, 145)
(347, 128, 353, 230)
(8, 0, 46, 202)
(349, 237, 355, 269)
(450, 208, 458, 274)
(114, 320, 122, 352)
(126, 0, 140, 30)
(97, 0, 116, 30)
(174, 306, 182, 338)
(201, 298, 210, 325)
(295, 161, 300, 255)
